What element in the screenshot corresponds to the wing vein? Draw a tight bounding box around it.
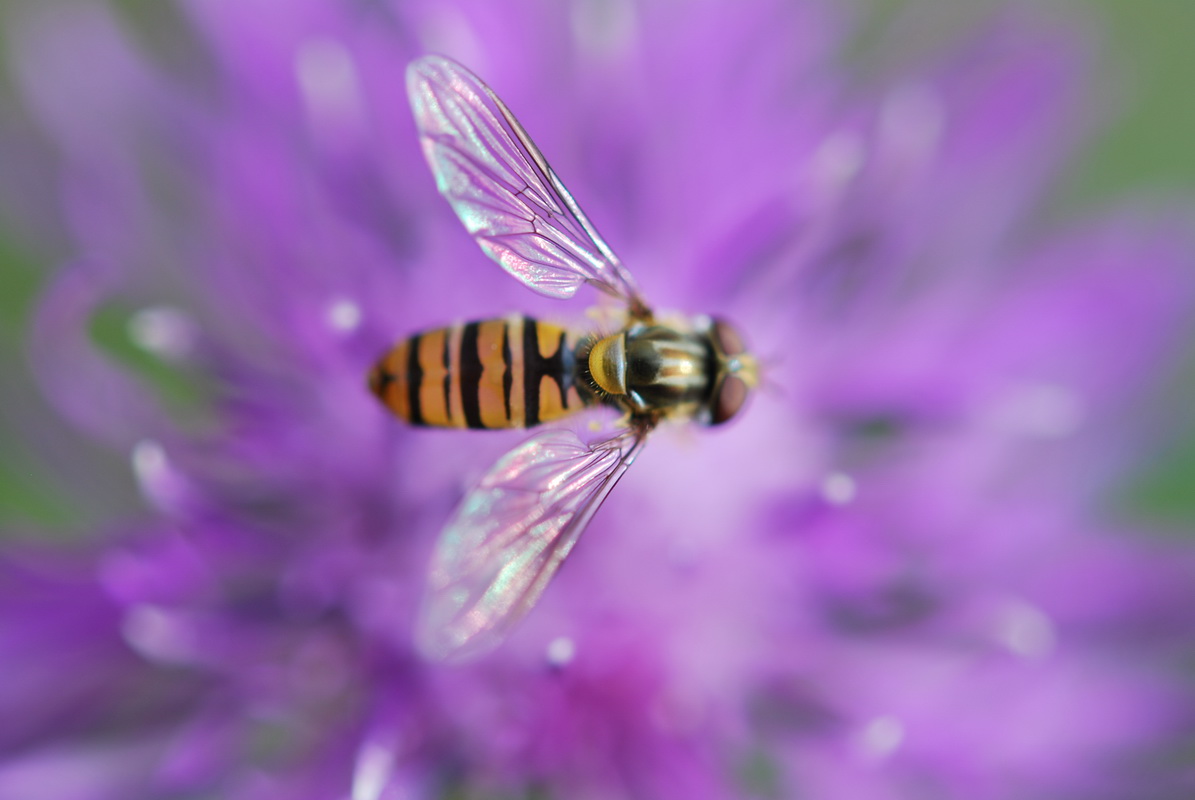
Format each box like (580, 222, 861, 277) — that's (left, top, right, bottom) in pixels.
(407, 55, 646, 307)
(416, 426, 651, 661)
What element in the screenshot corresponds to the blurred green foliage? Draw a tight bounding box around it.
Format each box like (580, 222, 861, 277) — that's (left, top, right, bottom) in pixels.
(1078, 0, 1195, 525)
(0, 0, 1193, 531)
(1075, 0, 1195, 197)
(0, 237, 81, 528)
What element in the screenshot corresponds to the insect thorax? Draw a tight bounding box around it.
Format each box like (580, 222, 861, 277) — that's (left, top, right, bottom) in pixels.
(582, 324, 714, 420)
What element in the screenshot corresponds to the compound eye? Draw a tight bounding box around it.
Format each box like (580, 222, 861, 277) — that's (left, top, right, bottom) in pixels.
(710, 374, 749, 425)
(711, 318, 746, 356)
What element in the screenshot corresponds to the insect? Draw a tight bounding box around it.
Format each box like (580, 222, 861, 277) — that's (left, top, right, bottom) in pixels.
(370, 55, 758, 661)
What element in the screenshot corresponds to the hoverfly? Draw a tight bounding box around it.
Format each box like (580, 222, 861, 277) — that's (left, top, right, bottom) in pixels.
(370, 55, 758, 662)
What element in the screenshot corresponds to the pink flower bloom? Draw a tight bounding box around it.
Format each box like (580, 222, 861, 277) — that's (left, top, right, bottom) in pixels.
(2, 1, 1193, 797)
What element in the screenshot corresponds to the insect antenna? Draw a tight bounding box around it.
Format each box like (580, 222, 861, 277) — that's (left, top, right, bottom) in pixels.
(752, 351, 787, 399)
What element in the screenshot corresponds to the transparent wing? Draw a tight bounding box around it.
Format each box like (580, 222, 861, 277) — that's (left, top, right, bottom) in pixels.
(407, 55, 647, 313)
(416, 426, 650, 662)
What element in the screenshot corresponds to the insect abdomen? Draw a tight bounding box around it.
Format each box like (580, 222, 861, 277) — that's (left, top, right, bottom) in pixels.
(369, 314, 586, 429)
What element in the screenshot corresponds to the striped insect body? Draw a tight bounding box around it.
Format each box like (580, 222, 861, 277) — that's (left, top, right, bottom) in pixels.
(373, 56, 758, 661)
(370, 314, 583, 429)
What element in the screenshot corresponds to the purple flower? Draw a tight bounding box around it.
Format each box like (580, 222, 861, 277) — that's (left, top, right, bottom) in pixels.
(3, 1, 1194, 798)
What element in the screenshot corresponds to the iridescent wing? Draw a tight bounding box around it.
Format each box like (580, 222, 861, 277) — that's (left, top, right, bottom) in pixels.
(416, 426, 650, 662)
(407, 55, 648, 314)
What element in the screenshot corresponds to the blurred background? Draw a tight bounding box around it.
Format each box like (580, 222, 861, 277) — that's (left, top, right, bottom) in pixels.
(0, 1, 1193, 797)
(0, 0, 1191, 538)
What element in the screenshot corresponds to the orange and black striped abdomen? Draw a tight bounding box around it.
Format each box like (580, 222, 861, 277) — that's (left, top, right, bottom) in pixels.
(369, 314, 588, 429)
